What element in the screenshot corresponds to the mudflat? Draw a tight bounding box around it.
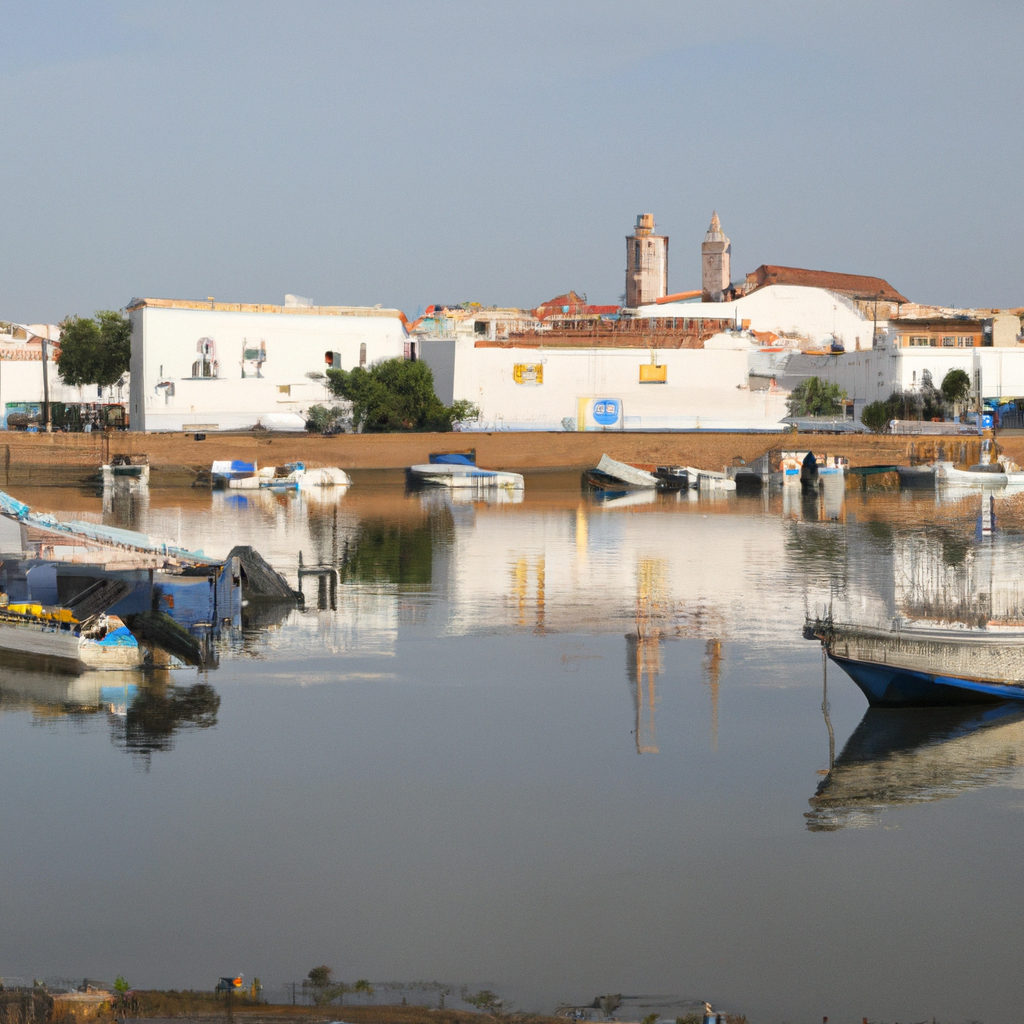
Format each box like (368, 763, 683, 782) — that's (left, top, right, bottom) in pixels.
(0, 429, 990, 487)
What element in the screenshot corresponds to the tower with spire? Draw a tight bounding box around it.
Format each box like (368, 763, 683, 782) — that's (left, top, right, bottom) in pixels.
(701, 212, 731, 302)
(625, 213, 668, 308)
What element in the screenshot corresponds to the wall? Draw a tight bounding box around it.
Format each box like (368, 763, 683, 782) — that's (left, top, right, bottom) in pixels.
(130, 305, 408, 431)
(418, 338, 457, 406)
(447, 338, 790, 431)
(991, 313, 1022, 347)
(643, 284, 875, 349)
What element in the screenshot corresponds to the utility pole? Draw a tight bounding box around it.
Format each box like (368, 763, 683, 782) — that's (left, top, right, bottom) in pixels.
(41, 336, 51, 432)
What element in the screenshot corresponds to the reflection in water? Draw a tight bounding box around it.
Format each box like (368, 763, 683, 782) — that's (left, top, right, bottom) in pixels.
(110, 676, 221, 767)
(0, 666, 220, 768)
(626, 560, 666, 754)
(703, 639, 723, 750)
(627, 633, 660, 754)
(806, 703, 1024, 831)
(340, 519, 440, 586)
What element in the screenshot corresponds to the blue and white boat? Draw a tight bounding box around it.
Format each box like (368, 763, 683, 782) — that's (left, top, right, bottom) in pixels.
(807, 617, 1024, 707)
(407, 453, 524, 491)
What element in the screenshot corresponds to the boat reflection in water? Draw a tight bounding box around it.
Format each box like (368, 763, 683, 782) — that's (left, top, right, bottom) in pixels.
(806, 702, 1024, 831)
(0, 665, 220, 768)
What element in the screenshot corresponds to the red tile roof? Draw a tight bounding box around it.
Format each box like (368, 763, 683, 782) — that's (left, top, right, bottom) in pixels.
(746, 265, 907, 304)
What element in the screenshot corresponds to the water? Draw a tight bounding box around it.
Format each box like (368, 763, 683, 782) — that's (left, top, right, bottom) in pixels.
(1, 478, 1023, 1023)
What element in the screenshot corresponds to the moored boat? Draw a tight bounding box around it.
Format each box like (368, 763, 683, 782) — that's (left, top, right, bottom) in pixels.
(583, 454, 659, 493)
(211, 460, 271, 490)
(806, 616, 1024, 707)
(0, 604, 143, 671)
(407, 452, 524, 490)
(936, 460, 1008, 487)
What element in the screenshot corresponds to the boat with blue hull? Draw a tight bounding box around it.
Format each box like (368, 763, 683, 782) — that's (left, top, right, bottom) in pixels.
(807, 618, 1024, 707)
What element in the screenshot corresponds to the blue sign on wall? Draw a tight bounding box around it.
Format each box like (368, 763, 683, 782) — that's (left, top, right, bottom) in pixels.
(980, 414, 994, 430)
(592, 399, 620, 425)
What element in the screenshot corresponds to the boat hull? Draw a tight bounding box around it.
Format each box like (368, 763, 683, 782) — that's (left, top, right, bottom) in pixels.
(0, 620, 144, 672)
(407, 465, 524, 490)
(831, 655, 1024, 708)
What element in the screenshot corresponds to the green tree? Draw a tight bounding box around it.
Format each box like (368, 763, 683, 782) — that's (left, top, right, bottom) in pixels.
(113, 977, 129, 994)
(462, 989, 502, 1013)
(860, 400, 889, 433)
(326, 358, 478, 432)
(306, 966, 334, 1006)
(786, 376, 847, 417)
(941, 367, 972, 408)
(57, 310, 131, 387)
(305, 404, 345, 433)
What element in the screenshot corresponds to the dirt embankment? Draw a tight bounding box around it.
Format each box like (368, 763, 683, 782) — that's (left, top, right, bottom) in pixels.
(0, 429, 1006, 487)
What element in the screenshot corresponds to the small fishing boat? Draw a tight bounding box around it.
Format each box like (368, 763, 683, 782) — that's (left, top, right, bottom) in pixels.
(211, 460, 271, 490)
(584, 455, 701, 494)
(936, 461, 1008, 487)
(0, 604, 143, 671)
(807, 616, 1024, 707)
(407, 452, 524, 490)
(584, 454, 659, 493)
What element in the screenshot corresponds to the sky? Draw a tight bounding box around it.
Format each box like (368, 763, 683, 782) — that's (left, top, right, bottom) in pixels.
(1, 0, 1022, 322)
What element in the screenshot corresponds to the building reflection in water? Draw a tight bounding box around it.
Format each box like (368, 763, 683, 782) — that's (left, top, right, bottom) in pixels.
(703, 639, 722, 751)
(806, 702, 1024, 832)
(626, 560, 667, 754)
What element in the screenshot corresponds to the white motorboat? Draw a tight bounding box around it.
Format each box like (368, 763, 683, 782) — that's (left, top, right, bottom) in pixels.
(936, 461, 1009, 487)
(262, 462, 352, 490)
(211, 460, 271, 490)
(407, 453, 524, 490)
(299, 466, 351, 488)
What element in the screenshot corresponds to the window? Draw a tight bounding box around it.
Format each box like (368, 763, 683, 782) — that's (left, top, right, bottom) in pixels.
(958, 336, 974, 347)
(634, 243, 641, 271)
(942, 336, 955, 347)
(359, 342, 367, 368)
(909, 336, 931, 347)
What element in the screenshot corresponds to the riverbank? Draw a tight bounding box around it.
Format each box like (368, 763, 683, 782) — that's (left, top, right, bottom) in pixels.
(0, 430, 1002, 487)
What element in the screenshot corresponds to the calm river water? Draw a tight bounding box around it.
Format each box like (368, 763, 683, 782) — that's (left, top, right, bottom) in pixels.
(1, 476, 1022, 1023)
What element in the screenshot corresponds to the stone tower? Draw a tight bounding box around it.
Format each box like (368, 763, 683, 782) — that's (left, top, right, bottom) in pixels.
(701, 212, 731, 302)
(625, 213, 668, 308)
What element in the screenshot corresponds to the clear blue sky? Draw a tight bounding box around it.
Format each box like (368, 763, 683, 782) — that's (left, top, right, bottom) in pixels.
(1, 0, 1021, 322)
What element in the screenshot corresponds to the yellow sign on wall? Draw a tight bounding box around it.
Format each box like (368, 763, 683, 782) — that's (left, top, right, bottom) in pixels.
(639, 363, 667, 383)
(514, 363, 543, 385)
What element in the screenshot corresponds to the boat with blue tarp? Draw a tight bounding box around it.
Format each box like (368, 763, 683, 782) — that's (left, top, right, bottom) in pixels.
(407, 452, 524, 491)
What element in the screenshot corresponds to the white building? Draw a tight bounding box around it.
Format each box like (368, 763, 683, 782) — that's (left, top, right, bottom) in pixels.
(128, 297, 410, 432)
(816, 342, 1024, 420)
(420, 332, 791, 431)
(638, 283, 879, 351)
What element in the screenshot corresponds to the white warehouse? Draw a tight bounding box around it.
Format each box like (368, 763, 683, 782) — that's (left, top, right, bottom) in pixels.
(128, 297, 410, 432)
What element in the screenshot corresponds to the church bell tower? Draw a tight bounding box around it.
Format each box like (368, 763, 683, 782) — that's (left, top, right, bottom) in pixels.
(701, 212, 731, 302)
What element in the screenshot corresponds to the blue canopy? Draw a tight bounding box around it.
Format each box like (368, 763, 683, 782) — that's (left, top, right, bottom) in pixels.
(429, 453, 476, 466)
